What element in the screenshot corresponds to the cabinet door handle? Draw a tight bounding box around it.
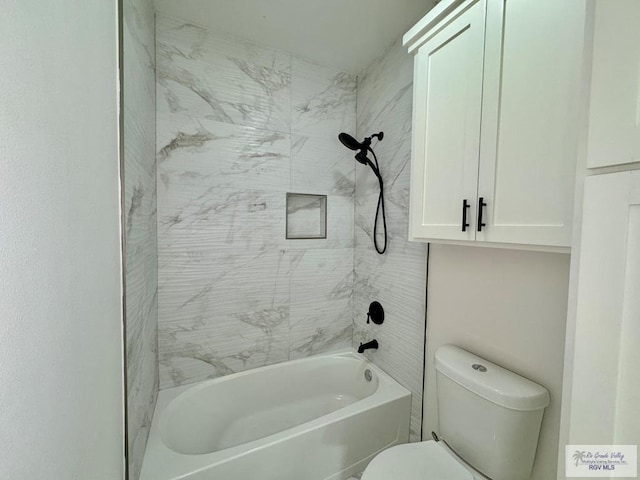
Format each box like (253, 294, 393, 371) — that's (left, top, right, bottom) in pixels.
(462, 199, 470, 232)
(477, 197, 487, 232)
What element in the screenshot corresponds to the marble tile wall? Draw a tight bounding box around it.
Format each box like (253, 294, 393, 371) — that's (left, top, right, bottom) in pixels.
(123, 0, 158, 478)
(354, 39, 428, 442)
(156, 15, 357, 389)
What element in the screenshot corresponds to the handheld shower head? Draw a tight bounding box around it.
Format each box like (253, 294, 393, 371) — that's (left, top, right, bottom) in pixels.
(354, 150, 370, 165)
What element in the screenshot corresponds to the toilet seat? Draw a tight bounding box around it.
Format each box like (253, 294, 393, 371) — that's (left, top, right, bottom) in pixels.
(362, 440, 489, 480)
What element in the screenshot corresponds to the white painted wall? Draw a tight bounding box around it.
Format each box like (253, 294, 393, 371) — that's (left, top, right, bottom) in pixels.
(424, 245, 570, 480)
(0, 1, 124, 478)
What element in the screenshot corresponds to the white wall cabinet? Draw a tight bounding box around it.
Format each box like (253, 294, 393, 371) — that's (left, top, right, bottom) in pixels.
(404, 0, 584, 249)
(568, 170, 640, 446)
(560, 3, 640, 469)
(586, 0, 640, 169)
(407, 0, 485, 242)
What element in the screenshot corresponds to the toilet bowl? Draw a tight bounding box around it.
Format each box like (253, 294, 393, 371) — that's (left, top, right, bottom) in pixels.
(362, 440, 489, 480)
(362, 345, 550, 480)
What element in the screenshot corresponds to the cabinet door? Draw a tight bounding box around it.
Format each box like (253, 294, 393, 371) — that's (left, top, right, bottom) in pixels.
(409, 0, 485, 241)
(569, 171, 640, 445)
(586, 0, 640, 169)
(476, 0, 584, 247)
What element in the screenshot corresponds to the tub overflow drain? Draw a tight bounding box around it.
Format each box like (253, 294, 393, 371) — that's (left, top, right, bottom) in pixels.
(364, 369, 373, 382)
(472, 364, 487, 372)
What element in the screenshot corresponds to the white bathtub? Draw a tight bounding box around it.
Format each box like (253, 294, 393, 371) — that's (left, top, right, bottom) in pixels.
(140, 350, 411, 480)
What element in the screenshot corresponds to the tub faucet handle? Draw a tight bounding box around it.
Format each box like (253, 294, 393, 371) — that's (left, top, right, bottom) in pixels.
(366, 301, 384, 325)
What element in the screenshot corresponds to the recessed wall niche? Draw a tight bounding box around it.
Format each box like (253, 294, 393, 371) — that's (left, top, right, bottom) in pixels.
(286, 193, 327, 239)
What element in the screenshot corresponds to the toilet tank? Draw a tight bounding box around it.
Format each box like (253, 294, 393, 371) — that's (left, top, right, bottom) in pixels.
(435, 345, 550, 480)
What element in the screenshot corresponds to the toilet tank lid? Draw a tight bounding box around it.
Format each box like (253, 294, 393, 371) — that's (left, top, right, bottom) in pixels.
(435, 345, 550, 411)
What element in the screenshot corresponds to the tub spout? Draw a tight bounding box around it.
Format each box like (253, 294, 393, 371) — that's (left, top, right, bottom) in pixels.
(358, 339, 379, 353)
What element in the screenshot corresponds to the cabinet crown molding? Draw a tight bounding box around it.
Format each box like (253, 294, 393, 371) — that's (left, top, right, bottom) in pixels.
(403, 0, 471, 53)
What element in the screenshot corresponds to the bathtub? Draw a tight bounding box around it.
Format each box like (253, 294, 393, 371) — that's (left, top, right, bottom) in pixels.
(140, 350, 411, 480)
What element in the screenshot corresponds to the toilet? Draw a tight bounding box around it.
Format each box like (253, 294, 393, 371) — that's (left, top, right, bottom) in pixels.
(362, 345, 550, 480)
